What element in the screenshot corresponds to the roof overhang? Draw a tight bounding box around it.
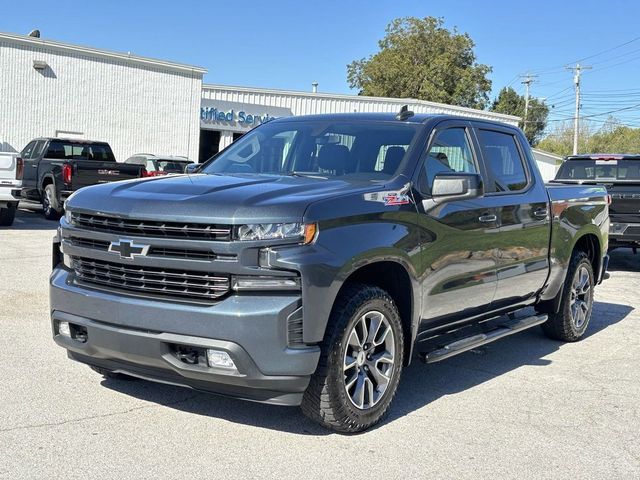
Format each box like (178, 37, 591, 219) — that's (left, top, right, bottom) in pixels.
(0, 31, 207, 75)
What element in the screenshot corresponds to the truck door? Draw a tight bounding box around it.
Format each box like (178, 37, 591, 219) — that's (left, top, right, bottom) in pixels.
(473, 126, 550, 306)
(414, 122, 498, 323)
(20, 140, 44, 199)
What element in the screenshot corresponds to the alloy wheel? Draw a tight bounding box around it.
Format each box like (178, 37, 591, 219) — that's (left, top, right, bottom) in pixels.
(569, 265, 592, 329)
(343, 310, 395, 410)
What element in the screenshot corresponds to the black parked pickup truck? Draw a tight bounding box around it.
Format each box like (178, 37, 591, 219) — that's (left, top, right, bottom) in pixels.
(555, 154, 640, 252)
(51, 112, 609, 432)
(20, 138, 145, 220)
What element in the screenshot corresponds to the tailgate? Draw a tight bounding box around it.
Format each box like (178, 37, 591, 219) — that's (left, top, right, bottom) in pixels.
(0, 153, 18, 184)
(71, 161, 143, 189)
(607, 183, 640, 223)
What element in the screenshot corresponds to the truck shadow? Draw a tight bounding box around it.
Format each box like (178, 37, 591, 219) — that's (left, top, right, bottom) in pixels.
(100, 300, 633, 436)
(4, 206, 58, 231)
(607, 248, 640, 272)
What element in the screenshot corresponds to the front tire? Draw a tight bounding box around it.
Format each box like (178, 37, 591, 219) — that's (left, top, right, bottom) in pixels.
(541, 251, 594, 342)
(0, 202, 17, 226)
(42, 184, 62, 220)
(301, 284, 404, 433)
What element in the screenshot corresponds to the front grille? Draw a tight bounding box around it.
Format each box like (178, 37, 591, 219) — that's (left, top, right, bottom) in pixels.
(70, 212, 231, 241)
(67, 237, 228, 261)
(72, 257, 230, 302)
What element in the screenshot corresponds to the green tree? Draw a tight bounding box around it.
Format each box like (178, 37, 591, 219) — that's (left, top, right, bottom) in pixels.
(347, 17, 492, 109)
(490, 87, 549, 145)
(536, 118, 640, 156)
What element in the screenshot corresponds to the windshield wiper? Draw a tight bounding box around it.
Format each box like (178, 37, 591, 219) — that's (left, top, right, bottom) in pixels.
(286, 171, 328, 179)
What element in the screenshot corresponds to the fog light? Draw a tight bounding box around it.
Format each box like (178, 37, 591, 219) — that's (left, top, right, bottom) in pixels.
(59, 321, 71, 338)
(206, 349, 236, 369)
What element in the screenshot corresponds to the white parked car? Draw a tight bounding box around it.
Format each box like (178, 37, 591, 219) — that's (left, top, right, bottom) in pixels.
(0, 152, 22, 226)
(123, 153, 194, 177)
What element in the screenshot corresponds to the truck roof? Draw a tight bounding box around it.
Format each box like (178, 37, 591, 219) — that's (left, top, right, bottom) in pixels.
(565, 154, 640, 161)
(32, 137, 110, 145)
(269, 112, 517, 129)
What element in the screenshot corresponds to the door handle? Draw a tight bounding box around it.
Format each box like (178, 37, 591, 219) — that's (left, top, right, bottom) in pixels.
(533, 208, 549, 219)
(32, 164, 37, 168)
(478, 214, 497, 223)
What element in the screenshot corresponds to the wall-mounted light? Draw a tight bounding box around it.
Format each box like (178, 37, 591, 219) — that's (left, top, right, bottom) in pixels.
(33, 60, 48, 70)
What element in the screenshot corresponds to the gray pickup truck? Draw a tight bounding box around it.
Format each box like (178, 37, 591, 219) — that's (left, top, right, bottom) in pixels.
(51, 112, 609, 432)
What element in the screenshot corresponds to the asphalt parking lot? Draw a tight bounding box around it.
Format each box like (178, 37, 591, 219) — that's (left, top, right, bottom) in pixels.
(1, 207, 639, 479)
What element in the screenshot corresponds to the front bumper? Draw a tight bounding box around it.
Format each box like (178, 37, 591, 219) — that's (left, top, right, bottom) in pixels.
(609, 222, 640, 247)
(50, 267, 320, 406)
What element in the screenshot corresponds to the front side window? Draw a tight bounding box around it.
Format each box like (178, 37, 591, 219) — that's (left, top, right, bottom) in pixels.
(20, 141, 37, 159)
(478, 130, 528, 192)
(421, 128, 477, 192)
(200, 120, 419, 181)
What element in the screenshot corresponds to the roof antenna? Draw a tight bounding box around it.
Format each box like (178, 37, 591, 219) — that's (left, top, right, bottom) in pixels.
(28, 29, 41, 38)
(396, 105, 414, 121)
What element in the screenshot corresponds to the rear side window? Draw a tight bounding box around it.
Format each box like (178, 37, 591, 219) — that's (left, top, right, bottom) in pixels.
(32, 140, 46, 158)
(45, 141, 115, 162)
(478, 130, 528, 192)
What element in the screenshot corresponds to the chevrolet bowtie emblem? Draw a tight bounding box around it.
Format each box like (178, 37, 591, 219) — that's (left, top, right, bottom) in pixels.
(108, 239, 150, 260)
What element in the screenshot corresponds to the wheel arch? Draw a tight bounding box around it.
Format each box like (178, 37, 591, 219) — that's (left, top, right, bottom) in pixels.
(538, 231, 601, 315)
(334, 259, 418, 366)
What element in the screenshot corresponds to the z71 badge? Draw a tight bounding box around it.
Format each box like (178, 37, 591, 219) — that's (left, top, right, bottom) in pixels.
(364, 183, 413, 206)
(382, 193, 411, 205)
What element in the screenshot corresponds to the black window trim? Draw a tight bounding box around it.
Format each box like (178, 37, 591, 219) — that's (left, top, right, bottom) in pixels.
(474, 125, 533, 196)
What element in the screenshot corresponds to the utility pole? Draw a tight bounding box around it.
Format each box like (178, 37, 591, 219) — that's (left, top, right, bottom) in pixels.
(566, 63, 592, 155)
(520, 73, 537, 122)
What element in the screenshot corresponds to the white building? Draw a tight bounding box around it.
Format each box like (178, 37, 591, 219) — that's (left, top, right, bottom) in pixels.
(532, 148, 562, 181)
(200, 84, 520, 158)
(0, 32, 204, 161)
(1, 30, 522, 166)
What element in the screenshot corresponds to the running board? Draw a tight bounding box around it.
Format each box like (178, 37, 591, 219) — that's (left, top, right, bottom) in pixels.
(420, 314, 548, 364)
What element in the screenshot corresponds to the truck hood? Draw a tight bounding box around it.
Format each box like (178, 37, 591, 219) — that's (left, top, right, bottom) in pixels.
(66, 173, 381, 223)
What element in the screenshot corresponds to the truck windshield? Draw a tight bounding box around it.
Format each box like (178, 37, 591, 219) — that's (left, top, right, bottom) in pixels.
(45, 141, 115, 162)
(200, 120, 419, 181)
(556, 159, 640, 182)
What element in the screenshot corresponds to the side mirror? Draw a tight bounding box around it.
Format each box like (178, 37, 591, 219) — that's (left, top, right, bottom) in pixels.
(431, 172, 483, 203)
(185, 163, 200, 174)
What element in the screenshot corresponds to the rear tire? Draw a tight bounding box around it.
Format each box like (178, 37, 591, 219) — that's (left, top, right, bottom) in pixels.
(0, 202, 17, 226)
(42, 184, 62, 220)
(540, 251, 594, 342)
(90, 365, 137, 381)
(301, 284, 404, 433)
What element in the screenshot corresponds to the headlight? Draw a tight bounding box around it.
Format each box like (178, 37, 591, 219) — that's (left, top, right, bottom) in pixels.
(64, 208, 73, 225)
(237, 223, 316, 243)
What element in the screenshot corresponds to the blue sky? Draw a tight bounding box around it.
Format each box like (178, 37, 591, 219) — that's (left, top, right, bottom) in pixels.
(5, 0, 640, 127)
